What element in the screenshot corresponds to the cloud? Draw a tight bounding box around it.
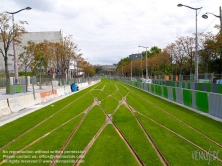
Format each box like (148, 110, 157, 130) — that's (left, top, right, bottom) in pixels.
(10, 0, 56, 12)
(1, 0, 221, 65)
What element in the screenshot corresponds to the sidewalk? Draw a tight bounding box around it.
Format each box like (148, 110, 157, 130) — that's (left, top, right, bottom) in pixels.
(0, 84, 73, 126)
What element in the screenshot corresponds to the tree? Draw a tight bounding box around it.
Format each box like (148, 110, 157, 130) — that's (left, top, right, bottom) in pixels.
(18, 40, 36, 91)
(142, 46, 162, 58)
(0, 12, 28, 94)
(55, 36, 77, 83)
(32, 42, 48, 89)
(198, 32, 216, 73)
(116, 57, 131, 76)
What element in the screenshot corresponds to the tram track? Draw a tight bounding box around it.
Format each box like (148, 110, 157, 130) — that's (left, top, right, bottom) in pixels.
(128, 84, 222, 149)
(116, 83, 169, 166)
(0, 90, 91, 151)
(119, 82, 222, 163)
(74, 81, 145, 166)
(0, 84, 101, 165)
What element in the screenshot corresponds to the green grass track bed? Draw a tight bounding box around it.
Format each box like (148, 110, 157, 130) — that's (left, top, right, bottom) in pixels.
(0, 93, 94, 161)
(113, 105, 162, 166)
(3, 114, 84, 166)
(56, 105, 106, 165)
(135, 113, 222, 166)
(81, 124, 139, 166)
(126, 93, 222, 160)
(100, 97, 119, 114)
(0, 85, 96, 148)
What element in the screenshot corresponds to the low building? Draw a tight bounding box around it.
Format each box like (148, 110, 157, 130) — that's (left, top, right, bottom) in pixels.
(101, 64, 117, 71)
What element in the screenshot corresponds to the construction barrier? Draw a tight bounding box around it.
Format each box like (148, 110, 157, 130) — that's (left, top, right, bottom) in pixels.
(1, 79, 101, 117)
(40, 90, 57, 102)
(8, 96, 27, 112)
(33, 92, 42, 105)
(64, 87, 71, 94)
(0, 99, 11, 117)
(57, 87, 65, 96)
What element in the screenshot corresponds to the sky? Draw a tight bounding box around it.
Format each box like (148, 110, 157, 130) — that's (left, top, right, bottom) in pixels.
(1, 0, 221, 65)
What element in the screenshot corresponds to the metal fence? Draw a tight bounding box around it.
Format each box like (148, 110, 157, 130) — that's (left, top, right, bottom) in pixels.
(0, 76, 99, 88)
(124, 73, 222, 84)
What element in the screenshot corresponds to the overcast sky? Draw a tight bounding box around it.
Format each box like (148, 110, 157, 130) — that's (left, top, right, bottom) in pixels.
(1, 0, 221, 65)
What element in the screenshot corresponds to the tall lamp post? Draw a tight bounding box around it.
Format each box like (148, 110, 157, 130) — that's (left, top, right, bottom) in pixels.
(202, 6, 222, 35)
(6, 7, 32, 84)
(138, 45, 149, 79)
(177, 4, 202, 83)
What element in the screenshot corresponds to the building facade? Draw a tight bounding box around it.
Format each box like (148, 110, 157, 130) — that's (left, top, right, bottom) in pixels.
(0, 31, 63, 73)
(129, 53, 142, 60)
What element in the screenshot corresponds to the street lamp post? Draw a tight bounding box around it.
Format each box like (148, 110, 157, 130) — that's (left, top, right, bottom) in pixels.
(202, 6, 222, 36)
(140, 51, 143, 78)
(177, 4, 202, 83)
(6, 7, 32, 84)
(131, 60, 132, 80)
(138, 45, 149, 79)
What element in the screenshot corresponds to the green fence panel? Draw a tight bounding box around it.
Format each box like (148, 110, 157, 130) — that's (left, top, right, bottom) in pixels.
(16, 85, 22, 93)
(151, 84, 155, 93)
(218, 84, 222, 94)
(154, 85, 158, 94)
(182, 82, 185, 88)
(206, 84, 212, 92)
(156, 85, 159, 95)
(155, 85, 158, 94)
(176, 82, 180, 87)
(159, 85, 162, 96)
(187, 82, 191, 89)
(196, 91, 209, 113)
(163, 86, 168, 98)
(198, 83, 203, 91)
(173, 88, 176, 101)
(183, 89, 192, 107)
(10, 85, 13, 93)
(166, 81, 172, 86)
